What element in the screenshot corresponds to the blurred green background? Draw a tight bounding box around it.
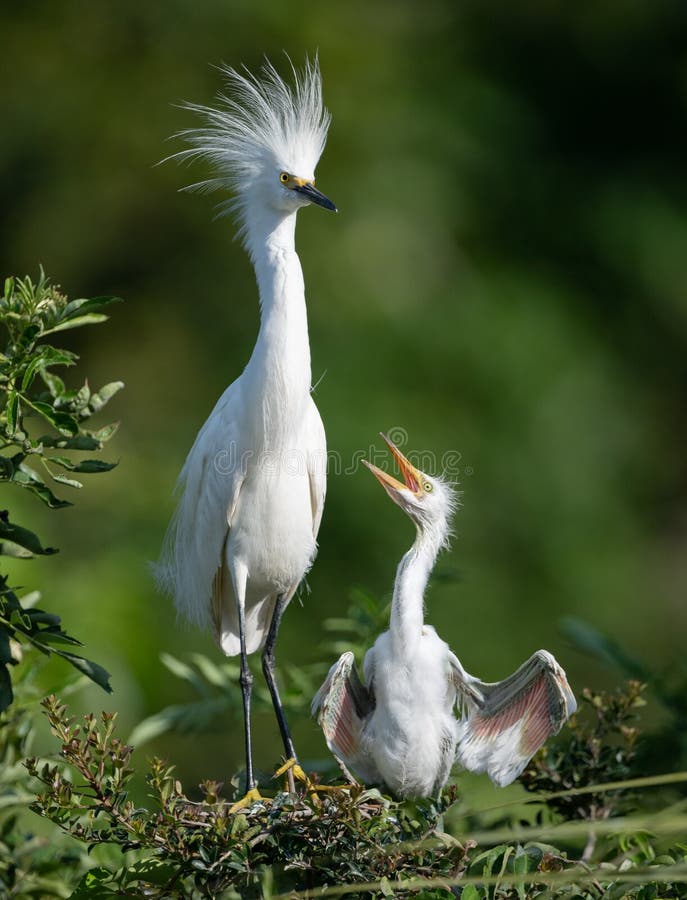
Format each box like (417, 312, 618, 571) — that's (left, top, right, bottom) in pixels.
(2, 1, 686, 789)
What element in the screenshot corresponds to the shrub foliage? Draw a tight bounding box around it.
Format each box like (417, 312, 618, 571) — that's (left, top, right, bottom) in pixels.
(17, 682, 687, 898)
(0, 271, 121, 709)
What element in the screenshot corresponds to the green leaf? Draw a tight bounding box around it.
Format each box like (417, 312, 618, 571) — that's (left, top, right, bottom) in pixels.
(12, 463, 72, 508)
(121, 859, 179, 887)
(21, 607, 82, 646)
(62, 295, 122, 319)
(30, 630, 81, 646)
(161, 652, 210, 693)
(513, 847, 531, 890)
(18, 590, 41, 609)
(0, 541, 33, 559)
(75, 458, 117, 473)
(378, 876, 394, 897)
(38, 434, 102, 451)
(45, 455, 80, 470)
(5, 392, 19, 433)
(0, 663, 13, 713)
(24, 609, 63, 627)
(25, 399, 79, 436)
(472, 844, 507, 878)
(42, 455, 83, 488)
(0, 515, 58, 557)
(19, 322, 40, 346)
(20, 347, 76, 391)
(189, 652, 231, 688)
(73, 380, 91, 411)
(91, 422, 119, 442)
(41, 346, 77, 367)
(40, 369, 66, 398)
(460, 888, 482, 900)
(89, 381, 124, 414)
(0, 628, 14, 666)
(48, 456, 117, 474)
(494, 844, 514, 890)
(47, 647, 112, 693)
(53, 388, 78, 407)
(128, 696, 229, 746)
(70, 866, 118, 897)
(40, 313, 109, 336)
(21, 357, 44, 391)
(51, 472, 83, 489)
(127, 711, 180, 748)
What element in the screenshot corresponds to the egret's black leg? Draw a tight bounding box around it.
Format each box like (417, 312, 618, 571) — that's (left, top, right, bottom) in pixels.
(237, 600, 256, 791)
(262, 593, 296, 761)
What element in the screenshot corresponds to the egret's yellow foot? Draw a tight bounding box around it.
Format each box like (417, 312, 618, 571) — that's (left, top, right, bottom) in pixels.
(303, 782, 354, 793)
(228, 787, 268, 813)
(274, 757, 306, 783)
(273, 758, 353, 796)
(273, 756, 300, 793)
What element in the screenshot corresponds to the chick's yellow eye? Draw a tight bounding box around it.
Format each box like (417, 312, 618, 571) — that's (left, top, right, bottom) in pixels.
(280, 172, 289, 184)
(424, 482, 433, 493)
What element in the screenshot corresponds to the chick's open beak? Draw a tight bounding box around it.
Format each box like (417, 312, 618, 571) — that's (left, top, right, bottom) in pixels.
(293, 181, 337, 212)
(363, 433, 424, 497)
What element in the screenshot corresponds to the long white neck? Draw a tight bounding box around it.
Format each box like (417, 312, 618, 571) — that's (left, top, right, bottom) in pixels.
(242, 206, 312, 444)
(390, 520, 445, 655)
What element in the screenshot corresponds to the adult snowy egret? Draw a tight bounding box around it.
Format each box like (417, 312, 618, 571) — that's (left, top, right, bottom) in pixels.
(156, 58, 336, 806)
(313, 435, 576, 797)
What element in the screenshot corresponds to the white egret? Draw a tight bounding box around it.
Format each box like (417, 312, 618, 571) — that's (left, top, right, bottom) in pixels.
(156, 58, 336, 806)
(313, 435, 576, 797)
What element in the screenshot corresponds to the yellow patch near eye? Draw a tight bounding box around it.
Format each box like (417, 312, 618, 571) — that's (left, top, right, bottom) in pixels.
(279, 173, 314, 190)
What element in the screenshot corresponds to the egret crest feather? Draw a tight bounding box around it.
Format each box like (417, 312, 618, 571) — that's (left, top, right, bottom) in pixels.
(173, 56, 331, 232)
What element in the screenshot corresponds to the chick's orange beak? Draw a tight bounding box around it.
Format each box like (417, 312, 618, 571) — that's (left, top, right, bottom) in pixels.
(362, 433, 424, 496)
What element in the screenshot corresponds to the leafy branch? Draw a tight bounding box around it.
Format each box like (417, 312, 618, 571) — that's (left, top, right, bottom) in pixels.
(0, 270, 122, 709)
(25, 689, 687, 898)
(28, 695, 468, 897)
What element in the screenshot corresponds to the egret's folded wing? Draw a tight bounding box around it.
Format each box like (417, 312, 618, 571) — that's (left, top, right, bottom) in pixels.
(453, 649, 576, 788)
(305, 399, 327, 539)
(312, 651, 375, 777)
(154, 382, 244, 633)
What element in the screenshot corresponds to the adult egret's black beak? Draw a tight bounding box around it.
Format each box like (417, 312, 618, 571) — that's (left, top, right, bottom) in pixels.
(294, 182, 337, 212)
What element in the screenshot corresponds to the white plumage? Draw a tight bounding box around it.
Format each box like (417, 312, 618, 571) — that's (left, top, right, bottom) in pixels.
(313, 434, 576, 798)
(156, 57, 336, 800)
(175, 58, 331, 254)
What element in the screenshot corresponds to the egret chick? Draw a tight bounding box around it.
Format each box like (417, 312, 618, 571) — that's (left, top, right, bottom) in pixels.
(313, 434, 576, 797)
(156, 58, 335, 806)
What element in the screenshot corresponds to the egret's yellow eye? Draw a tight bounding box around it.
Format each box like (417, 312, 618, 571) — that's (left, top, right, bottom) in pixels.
(424, 482, 433, 493)
(280, 172, 289, 184)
